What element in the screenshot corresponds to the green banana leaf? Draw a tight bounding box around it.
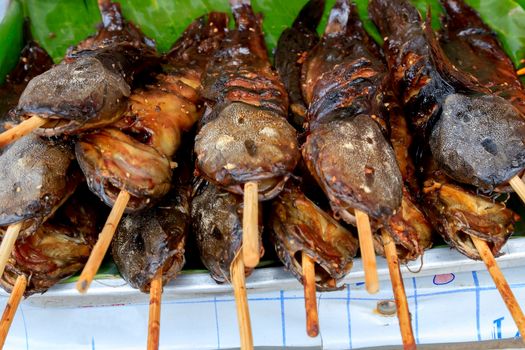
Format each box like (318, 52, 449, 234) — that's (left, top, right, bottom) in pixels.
(1, 0, 524, 66)
(0, 1, 23, 84)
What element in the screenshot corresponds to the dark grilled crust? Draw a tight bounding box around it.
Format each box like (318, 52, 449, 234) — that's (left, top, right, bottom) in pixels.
(440, 0, 525, 115)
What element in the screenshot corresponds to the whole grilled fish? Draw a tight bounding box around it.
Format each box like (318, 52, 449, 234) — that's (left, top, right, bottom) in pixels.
(194, 0, 300, 200)
(14, 1, 156, 137)
(0, 186, 102, 296)
(76, 13, 228, 212)
(416, 0, 520, 259)
(270, 182, 358, 291)
(369, 0, 525, 192)
(191, 178, 263, 283)
(301, 0, 402, 223)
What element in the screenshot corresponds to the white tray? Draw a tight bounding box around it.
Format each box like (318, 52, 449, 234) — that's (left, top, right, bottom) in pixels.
(15, 237, 525, 308)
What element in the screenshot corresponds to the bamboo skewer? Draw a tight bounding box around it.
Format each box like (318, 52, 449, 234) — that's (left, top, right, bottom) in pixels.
(230, 255, 254, 350)
(355, 209, 379, 294)
(0, 223, 23, 278)
(0, 116, 47, 148)
(381, 231, 416, 350)
(76, 190, 131, 293)
(147, 268, 163, 350)
(242, 182, 259, 268)
(471, 236, 525, 341)
(0, 275, 27, 349)
(509, 175, 525, 205)
(302, 252, 319, 337)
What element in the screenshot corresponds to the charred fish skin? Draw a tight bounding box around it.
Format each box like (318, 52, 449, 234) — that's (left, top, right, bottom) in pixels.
(0, 135, 82, 237)
(274, 0, 325, 130)
(301, 0, 402, 221)
(191, 178, 263, 283)
(439, 0, 525, 115)
(369, 0, 525, 191)
(0, 186, 102, 296)
(195, 1, 300, 200)
(76, 14, 228, 212)
(112, 177, 190, 293)
(270, 182, 358, 291)
(15, 1, 157, 137)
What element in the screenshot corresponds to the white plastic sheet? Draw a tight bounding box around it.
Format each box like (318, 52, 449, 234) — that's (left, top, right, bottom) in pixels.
(1, 245, 524, 349)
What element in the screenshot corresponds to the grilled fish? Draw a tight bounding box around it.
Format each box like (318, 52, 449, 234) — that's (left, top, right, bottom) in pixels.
(439, 0, 525, 116)
(191, 178, 263, 283)
(76, 13, 228, 211)
(112, 169, 191, 292)
(14, 1, 157, 137)
(194, 0, 300, 200)
(270, 182, 358, 290)
(0, 186, 102, 296)
(274, 0, 325, 130)
(369, 0, 525, 192)
(301, 0, 402, 223)
(0, 135, 82, 238)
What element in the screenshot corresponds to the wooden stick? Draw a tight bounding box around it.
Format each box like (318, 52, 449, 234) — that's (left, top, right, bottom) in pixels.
(0, 223, 22, 278)
(355, 209, 379, 294)
(76, 190, 130, 293)
(381, 231, 416, 350)
(471, 236, 525, 341)
(0, 116, 46, 148)
(230, 255, 253, 350)
(147, 268, 163, 350)
(302, 252, 319, 337)
(0, 275, 27, 349)
(242, 182, 259, 268)
(509, 175, 525, 206)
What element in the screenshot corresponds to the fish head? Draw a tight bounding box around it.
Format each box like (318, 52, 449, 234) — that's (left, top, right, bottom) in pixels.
(194, 102, 300, 200)
(303, 115, 403, 220)
(431, 93, 525, 191)
(16, 57, 130, 136)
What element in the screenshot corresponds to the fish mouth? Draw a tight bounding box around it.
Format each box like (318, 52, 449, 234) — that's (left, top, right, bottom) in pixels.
(26, 112, 125, 137)
(423, 181, 516, 259)
(270, 185, 357, 291)
(75, 128, 172, 212)
(292, 251, 343, 291)
(221, 175, 289, 201)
